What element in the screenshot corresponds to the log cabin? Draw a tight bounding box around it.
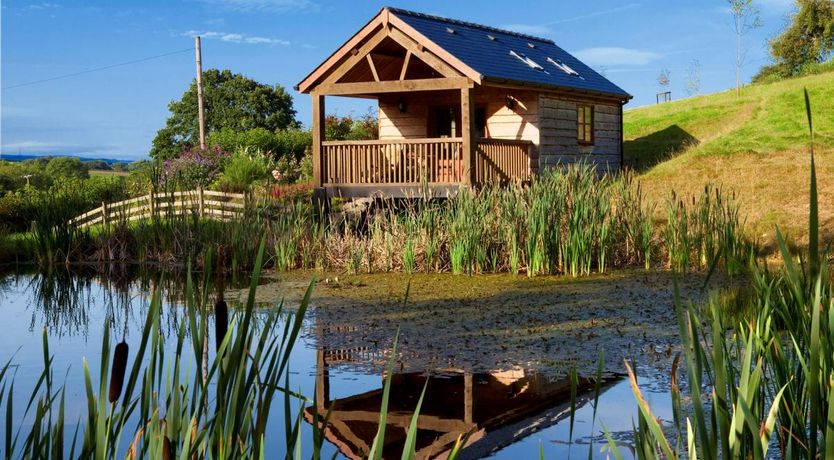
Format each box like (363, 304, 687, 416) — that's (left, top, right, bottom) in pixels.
(296, 7, 632, 198)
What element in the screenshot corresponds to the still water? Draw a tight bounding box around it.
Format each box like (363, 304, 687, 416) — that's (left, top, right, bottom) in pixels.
(0, 269, 677, 459)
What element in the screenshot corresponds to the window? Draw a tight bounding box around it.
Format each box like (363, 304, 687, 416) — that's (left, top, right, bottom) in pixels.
(475, 107, 487, 138)
(547, 57, 580, 77)
(509, 50, 545, 71)
(577, 104, 594, 144)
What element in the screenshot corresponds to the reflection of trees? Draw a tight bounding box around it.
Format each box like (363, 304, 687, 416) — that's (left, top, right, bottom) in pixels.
(13, 266, 278, 341)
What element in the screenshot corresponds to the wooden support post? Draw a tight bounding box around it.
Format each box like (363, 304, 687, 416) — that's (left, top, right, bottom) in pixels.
(399, 50, 411, 81)
(101, 201, 108, 227)
(464, 373, 473, 424)
(311, 92, 325, 188)
(195, 37, 207, 151)
(148, 192, 155, 219)
(198, 187, 205, 218)
(460, 86, 475, 187)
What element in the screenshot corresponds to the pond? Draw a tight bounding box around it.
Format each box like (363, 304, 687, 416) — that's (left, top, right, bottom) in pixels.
(0, 268, 719, 459)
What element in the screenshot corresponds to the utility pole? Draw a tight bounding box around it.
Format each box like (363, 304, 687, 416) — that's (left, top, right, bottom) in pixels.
(195, 36, 207, 150)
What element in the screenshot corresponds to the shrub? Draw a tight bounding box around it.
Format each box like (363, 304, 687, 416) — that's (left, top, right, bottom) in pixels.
(44, 156, 89, 181)
(160, 146, 227, 190)
(208, 128, 311, 161)
(215, 147, 272, 193)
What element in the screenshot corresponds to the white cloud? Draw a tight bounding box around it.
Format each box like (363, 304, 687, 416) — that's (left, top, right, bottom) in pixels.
(501, 24, 553, 36)
(0, 140, 113, 155)
(501, 3, 642, 37)
(572, 47, 663, 66)
(27, 2, 60, 10)
(194, 0, 318, 13)
(181, 30, 290, 46)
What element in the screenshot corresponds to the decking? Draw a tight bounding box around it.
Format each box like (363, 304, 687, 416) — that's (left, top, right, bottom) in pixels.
(320, 137, 533, 197)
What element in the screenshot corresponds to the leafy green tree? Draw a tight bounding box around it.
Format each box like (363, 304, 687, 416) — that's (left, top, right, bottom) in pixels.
(769, 0, 834, 75)
(324, 110, 378, 141)
(150, 69, 299, 160)
(207, 127, 311, 160)
(45, 157, 89, 181)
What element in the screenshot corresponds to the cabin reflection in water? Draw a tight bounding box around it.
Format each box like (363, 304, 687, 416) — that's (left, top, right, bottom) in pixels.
(306, 346, 588, 459)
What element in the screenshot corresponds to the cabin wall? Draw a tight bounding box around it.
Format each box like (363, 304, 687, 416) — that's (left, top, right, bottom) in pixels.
(538, 96, 622, 172)
(377, 88, 540, 144)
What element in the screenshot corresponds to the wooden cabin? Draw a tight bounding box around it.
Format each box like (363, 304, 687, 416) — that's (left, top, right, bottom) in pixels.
(297, 7, 632, 198)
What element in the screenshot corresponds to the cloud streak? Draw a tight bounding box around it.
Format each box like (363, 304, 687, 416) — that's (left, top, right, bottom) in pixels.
(181, 30, 290, 46)
(572, 47, 663, 66)
(502, 3, 642, 36)
(194, 0, 318, 13)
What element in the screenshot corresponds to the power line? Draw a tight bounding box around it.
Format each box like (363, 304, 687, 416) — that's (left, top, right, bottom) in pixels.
(2, 47, 195, 90)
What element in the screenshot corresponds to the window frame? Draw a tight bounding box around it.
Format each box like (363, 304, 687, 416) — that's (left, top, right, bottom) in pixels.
(577, 104, 594, 145)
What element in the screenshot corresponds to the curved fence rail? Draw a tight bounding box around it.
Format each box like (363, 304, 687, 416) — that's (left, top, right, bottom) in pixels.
(69, 189, 250, 229)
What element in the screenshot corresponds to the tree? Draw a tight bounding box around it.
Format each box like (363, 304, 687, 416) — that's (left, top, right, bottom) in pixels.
(324, 110, 378, 141)
(45, 157, 89, 181)
(685, 59, 702, 96)
(150, 69, 298, 160)
(768, 0, 834, 75)
(657, 69, 671, 91)
(728, 0, 763, 95)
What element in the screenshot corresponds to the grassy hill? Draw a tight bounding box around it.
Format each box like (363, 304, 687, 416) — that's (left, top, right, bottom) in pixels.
(624, 71, 834, 251)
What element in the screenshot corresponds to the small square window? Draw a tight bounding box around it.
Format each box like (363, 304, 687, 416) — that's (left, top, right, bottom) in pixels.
(577, 104, 594, 145)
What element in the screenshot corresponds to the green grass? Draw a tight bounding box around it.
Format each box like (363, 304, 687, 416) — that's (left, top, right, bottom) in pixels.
(625, 71, 834, 249)
(625, 71, 834, 163)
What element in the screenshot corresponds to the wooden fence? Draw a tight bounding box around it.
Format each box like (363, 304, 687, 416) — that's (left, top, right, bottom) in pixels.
(69, 189, 250, 229)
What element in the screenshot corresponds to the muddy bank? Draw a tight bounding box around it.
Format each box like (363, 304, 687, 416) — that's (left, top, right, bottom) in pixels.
(229, 270, 731, 378)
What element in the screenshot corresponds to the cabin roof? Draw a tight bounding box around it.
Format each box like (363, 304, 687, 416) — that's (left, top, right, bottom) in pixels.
(387, 7, 631, 100)
(297, 7, 631, 101)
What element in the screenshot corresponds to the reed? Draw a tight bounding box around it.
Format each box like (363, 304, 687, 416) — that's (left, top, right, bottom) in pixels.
(1, 243, 455, 459)
(48, 161, 750, 278)
(614, 89, 832, 459)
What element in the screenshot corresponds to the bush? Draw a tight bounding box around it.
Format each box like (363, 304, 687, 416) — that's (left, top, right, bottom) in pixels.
(208, 128, 311, 161)
(44, 157, 89, 181)
(215, 147, 272, 193)
(160, 146, 227, 190)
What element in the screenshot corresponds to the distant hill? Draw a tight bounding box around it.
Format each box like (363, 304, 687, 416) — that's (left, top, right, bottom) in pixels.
(0, 154, 133, 164)
(624, 71, 834, 250)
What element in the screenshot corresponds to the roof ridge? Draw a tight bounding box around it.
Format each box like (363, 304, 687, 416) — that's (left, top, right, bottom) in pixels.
(384, 6, 555, 44)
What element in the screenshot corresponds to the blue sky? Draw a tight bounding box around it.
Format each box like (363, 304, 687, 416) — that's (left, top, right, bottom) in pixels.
(2, 0, 797, 160)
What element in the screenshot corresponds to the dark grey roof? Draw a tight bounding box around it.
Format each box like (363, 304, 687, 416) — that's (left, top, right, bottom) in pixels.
(389, 7, 631, 100)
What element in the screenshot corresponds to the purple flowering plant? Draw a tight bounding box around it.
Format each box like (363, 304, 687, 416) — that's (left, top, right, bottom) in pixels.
(160, 145, 228, 190)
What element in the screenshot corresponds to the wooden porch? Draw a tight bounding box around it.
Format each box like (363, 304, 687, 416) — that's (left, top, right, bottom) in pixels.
(320, 137, 533, 197)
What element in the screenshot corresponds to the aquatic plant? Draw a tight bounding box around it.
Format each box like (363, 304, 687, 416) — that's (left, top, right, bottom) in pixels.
(1, 243, 462, 459)
(615, 90, 833, 459)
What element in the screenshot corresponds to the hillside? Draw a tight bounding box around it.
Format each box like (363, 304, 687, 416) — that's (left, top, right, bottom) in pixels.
(624, 71, 834, 250)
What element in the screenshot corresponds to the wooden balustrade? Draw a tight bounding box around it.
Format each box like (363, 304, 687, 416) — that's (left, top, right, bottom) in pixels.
(322, 138, 463, 185)
(474, 139, 533, 185)
(321, 138, 532, 189)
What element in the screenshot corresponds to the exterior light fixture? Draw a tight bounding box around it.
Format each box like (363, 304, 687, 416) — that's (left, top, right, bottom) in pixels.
(398, 99, 407, 113)
(505, 95, 516, 110)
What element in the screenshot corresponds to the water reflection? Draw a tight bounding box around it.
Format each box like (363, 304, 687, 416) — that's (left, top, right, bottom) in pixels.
(0, 270, 675, 459)
(308, 342, 606, 459)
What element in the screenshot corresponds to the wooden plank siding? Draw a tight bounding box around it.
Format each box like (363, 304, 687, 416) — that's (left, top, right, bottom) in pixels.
(537, 95, 622, 173)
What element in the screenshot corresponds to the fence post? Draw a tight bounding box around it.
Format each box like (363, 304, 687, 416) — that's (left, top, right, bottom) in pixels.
(198, 187, 205, 219)
(148, 192, 155, 219)
(101, 201, 108, 227)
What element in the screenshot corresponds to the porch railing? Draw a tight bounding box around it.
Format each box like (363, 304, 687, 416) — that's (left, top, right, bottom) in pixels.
(322, 138, 463, 185)
(321, 137, 533, 188)
(474, 138, 533, 185)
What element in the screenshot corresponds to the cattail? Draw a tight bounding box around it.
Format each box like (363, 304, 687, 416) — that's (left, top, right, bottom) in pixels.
(215, 300, 228, 352)
(162, 434, 173, 460)
(109, 340, 129, 403)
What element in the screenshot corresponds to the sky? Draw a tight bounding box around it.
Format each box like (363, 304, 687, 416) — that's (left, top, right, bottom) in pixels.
(1, 0, 799, 160)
